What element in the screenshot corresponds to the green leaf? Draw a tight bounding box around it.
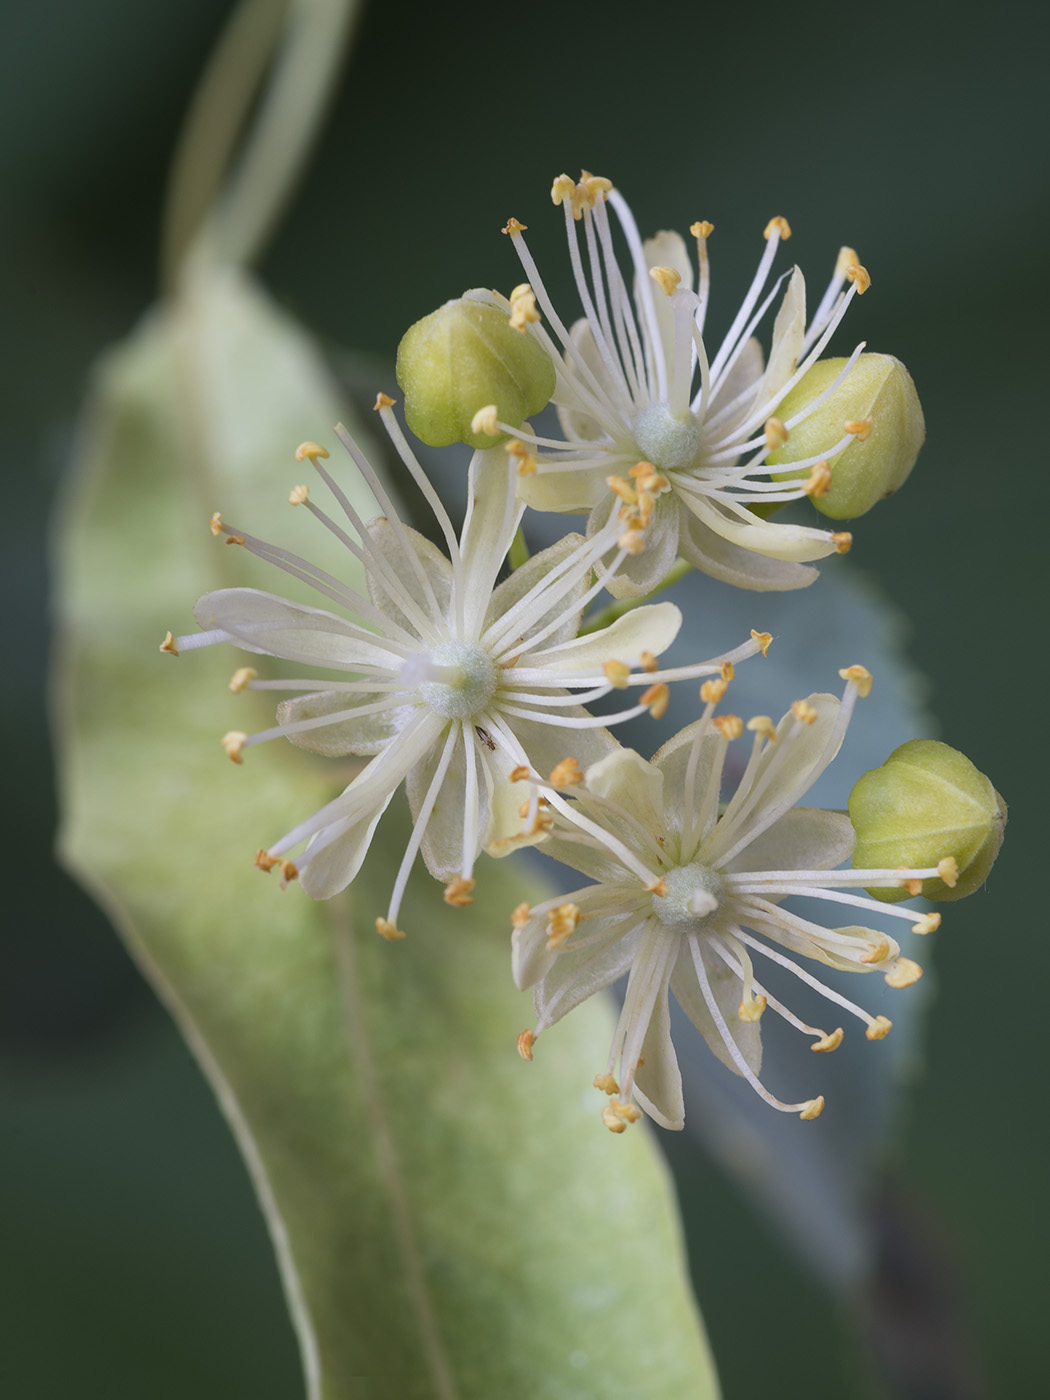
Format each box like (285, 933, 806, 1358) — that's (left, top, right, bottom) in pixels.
(53, 271, 719, 1399)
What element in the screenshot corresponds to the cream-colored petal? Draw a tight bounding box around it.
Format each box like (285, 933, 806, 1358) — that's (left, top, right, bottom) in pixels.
(487, 532, 588, 650)
(677, 504, 820, 591)
(631, 982, 685, 1130)
(642, 229, 694, 374)
(277, 689, 418, 756)
(726, 807, 855, 876)
(554, 316, 625, 443)
(403, 724, 482, 879)
(298, 790, 396, 900)
(691, 496, 838, 564)
(584, 748, 665, 835)
(588, 491, 682, 600)
(529, 915, 643, 1026)
(651, 718, 728, 845)
(525, 601, 681, 673)
(459, 448, 526, 636)
(517, 459, 611, 514)
(193, 588, 401, 669)
(670, 939, 763, 1077)
(751, 266, 806, 413)
(706, 336, 764, 425)
(365, 517, 453, 632)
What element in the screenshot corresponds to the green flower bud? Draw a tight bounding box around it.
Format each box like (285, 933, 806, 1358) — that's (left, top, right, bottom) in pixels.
(396, 293, 556, 451)
(767, 353, 925, 519)
(849, 739, 1006, 902)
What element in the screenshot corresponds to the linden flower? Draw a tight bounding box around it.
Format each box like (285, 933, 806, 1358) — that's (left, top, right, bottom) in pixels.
(513, 667, 956, 1132)
(481, 173, 869, 597)
(164, 399, 762, 930)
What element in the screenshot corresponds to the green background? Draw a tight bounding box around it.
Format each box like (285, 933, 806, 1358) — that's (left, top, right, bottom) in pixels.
(2, 0, 1043, 1395)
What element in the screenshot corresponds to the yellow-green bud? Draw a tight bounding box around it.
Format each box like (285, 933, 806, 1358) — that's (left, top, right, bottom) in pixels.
(849, 739, 1006, 902)
(767, 354, 924, 519)
(396, 293, 556, 451)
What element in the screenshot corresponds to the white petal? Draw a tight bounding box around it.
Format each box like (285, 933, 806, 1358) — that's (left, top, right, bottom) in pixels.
(584, 748, 665, 835)
(526, 601, 681, 672)
(670, 940, 763, 1077)
(277, 690, 417, 756)
(487, 533, 588, 651)
(365, 518, 453, 632)
(516, 461, 610, 514)
(706, 336, 764, 424)
(530, 915, 643, 1027)
(588, 491, 682, 600)
(631, 982, 685, 1130)
(726, 806, 855, 876)
(677, 504, 820, 591)
(404, 726, 483, 879)
(691, 496, 838, 565)
(642, 229, 694, 372)
(298, 790, 395, 899)
(554, 316, 624, 443)
(651, 719, 728, 841)
(193, 589, 401, 669)
(751, 266, 806, 412)
(459, 448, 526, 635)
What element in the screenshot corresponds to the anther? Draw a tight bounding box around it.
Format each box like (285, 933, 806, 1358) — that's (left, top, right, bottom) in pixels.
(517, 1029, 535, 1061)
(791, 700, 818, 726)
(844, 418, 874, 441)
(610, 1100, 642, 1124)
(444, 877, 476, 907)
(838, 664, 873, 697)
(278, 859, 298, 886)
(607, 475, 638, 505)
(376, 917, 407, 941)
(509, 765, 530, 782)
(160, 631, 179, 656)
(896, 869, 922, 896)
(373, 392, 396, 411)
(511, 902, 531, 930)
(764, 417, 789, 451)
(912, 911, 941, 935)
(603, 659, 630, 690)
(746, 715, 778, 743)
(750, 629, 773, 656)
(713, 714, 743, 740)
(546, 903, 580, 950)
(210, 512, 224, 536)
(649, 266, 682, 296)
(602, 1104, 628, 1133)
(549, 757, 583, 788)
(690, 220, 714, 240)
(799, 1097, 825, 1120)
(812, 1028, 844, 1053)
(618, 529, 647, 555)
(764, 216, 793, 241)
(229, 667, 258, 694)
(700, 677, 729, 704)
(288, 484, 310, 506)
(640, 650, 658, 674)
(861, 936, 892, 964)
(645, 877, 668, 897)
(593, 1071, 620, 1095)
(721, 662, 735, 681)
(470, 404, 500, 437)
(835, 246, 860, 280)
(501, 217, 527, 235)
(509, 284, 540, 331)
(802, 461, 832, 497)
(738, 994, 767, 1024)
(831, 532, 853, 554)
(255, 848, 279, 873)
(225, 533, 246, 546)
(865, 1015, 892, 1041)
(551, 174, 575, 206)
(937, 857, 959, 887)
(222, 731, 247, 764)
(641, 682, 670, 719)
(294, 440, 329, 461)
(507, 439, 537, 474)
(885, 958, 923, 988)
(578, 172, 612, 204)
(846, 263, 871, 294)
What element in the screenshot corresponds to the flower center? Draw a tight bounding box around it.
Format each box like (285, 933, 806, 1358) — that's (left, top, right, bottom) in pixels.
(406, 641, 499, 720)
(651, 861, 725, 934)
(632, 404, 702, 472)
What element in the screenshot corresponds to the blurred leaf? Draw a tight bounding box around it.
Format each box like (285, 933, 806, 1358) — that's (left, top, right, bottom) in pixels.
(53, 271, 719, 1399)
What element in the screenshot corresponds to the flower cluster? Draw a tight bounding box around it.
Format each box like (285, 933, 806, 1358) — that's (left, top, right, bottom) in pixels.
(166, 171, 1002, 1133)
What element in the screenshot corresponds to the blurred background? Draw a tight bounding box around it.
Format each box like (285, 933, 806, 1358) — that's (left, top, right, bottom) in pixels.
(2, 0, 1044, 1396)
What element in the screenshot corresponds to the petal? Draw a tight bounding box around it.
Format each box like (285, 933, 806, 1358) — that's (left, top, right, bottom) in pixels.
(670, 938, 763, 1078)
(193, 588, 402, 669)
(404, 725, 483, 879)
(459, 448, 526, 634)
(752, 266, 806, 413)
(506, 710, 621, 779)
(584, 748, 665, 836)
(487, 532, 589, 651)
(277, 690, 418, 756)
(642, 229, 694, 372)
(631, 982, 685, 1130)
(706, 336, 764, 425)
(651, 718, 728, 844)
(589, 491, 682, 600)
(298, 788, 396, 900)
(554, 316, 624, 444)
(726, 806, 855, 876)
(517, 461, 611, 514)
(530, 914, 642, 1029)
(677, 505, 820, 591)
(365, 517, 453, 633)
(708, 692, 843, 865)
(525, 600, 681, 673)
(690, 496, 838, 565)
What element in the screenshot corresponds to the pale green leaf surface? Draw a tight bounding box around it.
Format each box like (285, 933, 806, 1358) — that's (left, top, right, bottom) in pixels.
(53, 273, 718, 1400)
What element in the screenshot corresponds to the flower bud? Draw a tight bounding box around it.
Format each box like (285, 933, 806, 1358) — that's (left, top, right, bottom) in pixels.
(396, 293, 556, 450)
(849, 739, 1006, 902)
(767, 354, 924, 519)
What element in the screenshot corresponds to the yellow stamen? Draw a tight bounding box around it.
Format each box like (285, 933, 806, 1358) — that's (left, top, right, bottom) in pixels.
(721, 662, 735, 681)
(229, 667, 258, 694)
(606, 474, 638, 506)
(799, 1096, 825, 1120)
(812, 1028, 844, 1053)
(159, 631, 179, 656)
(746, 715, 778, 743)
(844, 417, 874, 441)
(640, 650, 658, 674)
(549, 757, 583, 789)
(509, 283, 540, 331)
(738, 995, 767, 1024)
(764, 416, 789, 451)
(511, 902, 531, 930)
(641, 682, 670, 719)
(547, 903, 581, 950)
(750, 629, 773, 656)
(835, 246, 860, 279)
(601, 1104, 628, 1133)
(713, 714, 743, 740)
(294, 440, 329, 461)
(278, 859, 298, 885)
(517, 1029, 535, 1061)
(690, 220, 714, 240)
(376, 917, 407, 941)
(700, 676, 729, 704)
(222, 731, 247, 764)
(443, 877, 475, 908)
(610, 1100, 641, 1124)
(618, 529, 647, 555)
(861, 935, 892, 965)
(470, 404, 500, 437)
(791, 699, 818, 726)
(225, 533, 245, 547)
(210, 512, 224, 535)
(885, 958, 923, 989)
(551, 174, 576, 206)
(509, 764, 531, 782)
(865, 1015, 892, 1041)
(628, 460, 657, 479)
(506, 438, 537, 475)
(831, 532, 853, 554)
(255, 848, 279, 873)
(593, 1071, 620, 1095)
(288, 483, 310, 506)
(603, 659, 630, 689)
(645, 877, 668, 897)
(912, 911, 941, 935)
(764, 215, 793, 241)
(937, 857, 959, 888)
(649, 265, 682, 296)
(838, 663, 873, 697)
(501, 217, 527, 235)
(802, 460, 832, 497)
(373, 392, 396, 411)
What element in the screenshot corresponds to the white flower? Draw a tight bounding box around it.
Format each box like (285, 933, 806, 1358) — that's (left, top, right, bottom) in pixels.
(512, 667, 957, 1132)
(481, 174, 868, 597)
(166, 401, 762, 929)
